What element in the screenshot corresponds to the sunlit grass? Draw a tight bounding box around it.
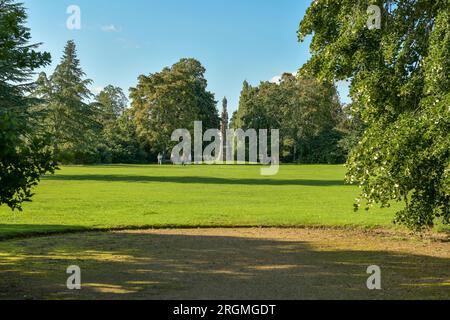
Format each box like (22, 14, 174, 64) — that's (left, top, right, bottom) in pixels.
(0, 164, 410, 238)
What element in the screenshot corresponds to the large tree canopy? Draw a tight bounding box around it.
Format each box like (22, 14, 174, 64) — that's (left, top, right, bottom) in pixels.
(0, 0, 56, 210)
(130, 58, 219, 154)
(298, 0, 449, 230)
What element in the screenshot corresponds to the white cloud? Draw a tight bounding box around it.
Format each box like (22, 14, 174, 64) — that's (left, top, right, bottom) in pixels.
(269, 71, 298, 84)
(92, 86, 104, 95)
(116, 37, 142, 50)
(270, 75, 282, 84)
(101, 24, 120, 32)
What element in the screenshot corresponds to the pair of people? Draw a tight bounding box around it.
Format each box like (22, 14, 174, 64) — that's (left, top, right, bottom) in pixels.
(157, 153, 192, 166)
(158, 153, 191, 165)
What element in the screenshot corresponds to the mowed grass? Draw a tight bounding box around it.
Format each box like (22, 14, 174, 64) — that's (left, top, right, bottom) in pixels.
(0, 165, 410, 239)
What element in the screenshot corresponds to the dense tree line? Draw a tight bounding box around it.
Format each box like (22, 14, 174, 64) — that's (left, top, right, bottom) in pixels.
(32, 41, 149, 165)
(29, 40, 222, 166)
(33, 40, 99, 163)
(6, 20, 359, 169)
(94, 86, 148, 164)
(232, 73, 359, 164)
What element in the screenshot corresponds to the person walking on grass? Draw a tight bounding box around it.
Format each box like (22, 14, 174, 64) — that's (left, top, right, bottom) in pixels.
(157, 153, 163, 165)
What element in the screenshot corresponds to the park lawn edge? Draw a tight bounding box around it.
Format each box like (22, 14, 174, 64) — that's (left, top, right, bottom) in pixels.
(0, 223, 448, 242)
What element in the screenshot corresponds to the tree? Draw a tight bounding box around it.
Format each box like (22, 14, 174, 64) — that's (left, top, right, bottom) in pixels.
(233, 75, 344, 163)
(34, 40, 99, 163)
(0, 0, 56, 210)
(95, 85, 128, 124)
(130, 58, 219, 155)
(100, 109, 148, 164)
(298, 0, 449, 230)
(93, 87, 148, 164)
(336, 103, 366, 156)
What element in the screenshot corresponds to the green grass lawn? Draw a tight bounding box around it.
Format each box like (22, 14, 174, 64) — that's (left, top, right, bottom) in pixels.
(2, 165, 448, 301)
(0, 164, 413, 239)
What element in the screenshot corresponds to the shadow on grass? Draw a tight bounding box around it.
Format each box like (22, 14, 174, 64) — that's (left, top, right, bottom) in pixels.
(0, 225, 89, 241)
(0, 231, 448, 300)
(44, 174, 347, 187)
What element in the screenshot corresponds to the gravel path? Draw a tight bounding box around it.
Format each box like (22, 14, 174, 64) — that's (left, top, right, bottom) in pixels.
(0, 228, 448, 300)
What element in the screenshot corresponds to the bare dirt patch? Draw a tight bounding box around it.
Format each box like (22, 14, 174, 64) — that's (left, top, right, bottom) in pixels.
(0, 228, 448, 300)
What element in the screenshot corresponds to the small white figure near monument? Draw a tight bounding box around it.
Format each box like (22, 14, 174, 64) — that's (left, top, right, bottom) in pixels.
(181, 153, 192, 166)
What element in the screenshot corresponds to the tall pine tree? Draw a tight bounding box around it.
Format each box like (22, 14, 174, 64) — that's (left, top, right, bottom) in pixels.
(35, 40, 99, 163)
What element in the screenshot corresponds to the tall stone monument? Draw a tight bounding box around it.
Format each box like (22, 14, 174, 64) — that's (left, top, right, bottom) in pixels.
(220, 97, 229, 162)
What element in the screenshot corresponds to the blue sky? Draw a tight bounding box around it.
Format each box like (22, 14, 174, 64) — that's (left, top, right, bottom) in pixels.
(23, 0, 350, 113)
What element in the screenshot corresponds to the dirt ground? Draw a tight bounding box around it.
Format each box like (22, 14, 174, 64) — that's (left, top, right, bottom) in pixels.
(0, 228, 448, 300)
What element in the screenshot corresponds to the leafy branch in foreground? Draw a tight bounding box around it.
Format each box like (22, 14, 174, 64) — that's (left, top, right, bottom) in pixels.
(0, 0, 56, 210)
(298, 0, 449, 230)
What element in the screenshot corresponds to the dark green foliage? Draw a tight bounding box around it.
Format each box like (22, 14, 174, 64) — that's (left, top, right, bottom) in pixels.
(336, 104, 367, 156)
(0, 0, 56, 210)
(93, 86, 148, 164)
(96, 109, 149, 164)
(34, 40, 100, 164)
(301, 129, 346, 164)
